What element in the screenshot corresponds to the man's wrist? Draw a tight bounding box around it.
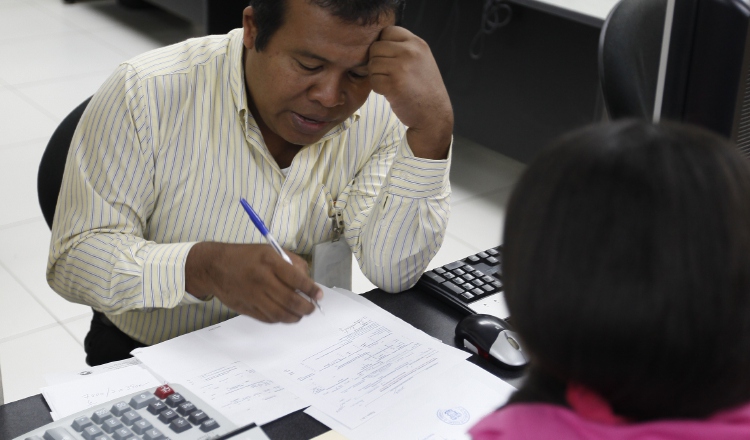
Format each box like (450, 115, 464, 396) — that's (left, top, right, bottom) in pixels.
(406, 126, 453, 160)
(185, 242, 222, 300)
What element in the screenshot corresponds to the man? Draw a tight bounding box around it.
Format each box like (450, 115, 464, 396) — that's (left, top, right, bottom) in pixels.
(48, 0, 453, 366)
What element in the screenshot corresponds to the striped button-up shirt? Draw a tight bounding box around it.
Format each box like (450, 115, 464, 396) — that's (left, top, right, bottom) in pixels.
(47, 29, 451, 345)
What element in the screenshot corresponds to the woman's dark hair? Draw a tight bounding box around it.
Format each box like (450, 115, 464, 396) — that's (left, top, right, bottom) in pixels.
(503, 119, 750, 420)
(249, 0, 406, 52)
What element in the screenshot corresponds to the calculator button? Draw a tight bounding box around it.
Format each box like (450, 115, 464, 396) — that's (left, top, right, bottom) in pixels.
(91, 409, 113, 424)
(110, 402, 131, 417)
(132, 420, 153, 435)
(102, 418, 123, 433)
(200, 419, 220, 432)
(177, 402, 197, 416)
(113, 427, 135, 440)
(165, 393, 186, 408)
(443, 261, 464, 270)
(129, 392, 157, 409)
(120, 411, 141, 426)
(424, 272, 445, 283)
(43, 428, 76, 440)
(188, 411, 209, 425)
(72, 416, 93, 432)
(158, 409, 179, 424)
(154, 385, 175, 399)
(148, 401, 168, 415)
(169, 418, 192, 433)
(82, 425, 104, 440)
(442, 282, 465, 295)
(143, 428, 165, 440)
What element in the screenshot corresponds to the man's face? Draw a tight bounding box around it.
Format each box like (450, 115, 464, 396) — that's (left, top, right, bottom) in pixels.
(242, 0, 395, 146)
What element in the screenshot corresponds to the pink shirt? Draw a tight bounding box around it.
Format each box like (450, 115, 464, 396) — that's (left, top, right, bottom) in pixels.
(469, 401, 750, 439)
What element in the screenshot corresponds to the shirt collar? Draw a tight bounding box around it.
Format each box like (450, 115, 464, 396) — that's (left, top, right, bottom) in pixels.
(227, 29, 361, 145)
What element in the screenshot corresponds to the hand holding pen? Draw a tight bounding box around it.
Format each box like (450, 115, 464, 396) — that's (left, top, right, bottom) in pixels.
(240, 198, 323, 313)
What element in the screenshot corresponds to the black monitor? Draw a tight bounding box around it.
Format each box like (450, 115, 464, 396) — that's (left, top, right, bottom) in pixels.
(654, 0, 750, 154)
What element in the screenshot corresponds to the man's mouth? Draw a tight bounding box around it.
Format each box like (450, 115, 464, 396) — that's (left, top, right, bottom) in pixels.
(291, 112, 332, 134)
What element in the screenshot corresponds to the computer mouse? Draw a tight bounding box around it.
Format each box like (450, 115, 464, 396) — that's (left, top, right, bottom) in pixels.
(455, 314, 529, 369)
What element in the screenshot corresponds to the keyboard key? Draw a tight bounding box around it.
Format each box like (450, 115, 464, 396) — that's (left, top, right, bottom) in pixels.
(188, 411, 209, 425)
(486, 248, 499, 256)
(472, 288, 484, 296)
(466, 255, 480, 263)
(165, 393, 186, 408)
(452, 268, 465, 276)
(482, 284, 495, 292)
(102, 418, 123, 433)
(491, 280, 503, 289)
(462, 274, 475, 281)
(25, 436, 44, 440)
(91, 409, 113, 424)
(113, 427, 135, 440)
(43, 428, 76, 440)
(442, 282, 465, 295)
(443, 261, 464, 270)
(129, 392, 157, 410)
(158, 409, 179, 424)
(453, 278, 465, 285)
(154, 385, 175, 399)
(433, 267, 446, 274)
(132, 420, 153, 435)
(461, 292, 474, 300)
(120, 411, 141, 426)
(463, 265, 477, 273)
(147, 401, 168, 415)
(477, 252, 489, 259)
(487, 256, 499, 265)
(200, 419, 220, 432)
(169, 418, 192, 433)
(443, 272, 455, 280)
(472, 279, 484, 287)
(424, 272, 445, 283)
(142, 428, 165, 440)
(482, 276, 494, 283)
(72, 417, 93, 432)
(472, 270, 483, 278)
(82, 425, 104, 440)
(110, 402, 130, 417)
(177, 402, 197, 416)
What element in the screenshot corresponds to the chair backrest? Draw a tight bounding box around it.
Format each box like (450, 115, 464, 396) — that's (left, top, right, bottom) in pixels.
(598, 0, 667, 120)
(37, 97, 91, 229)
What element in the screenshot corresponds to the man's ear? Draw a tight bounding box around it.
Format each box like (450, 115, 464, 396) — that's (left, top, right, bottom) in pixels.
(242, 6, 258, 51)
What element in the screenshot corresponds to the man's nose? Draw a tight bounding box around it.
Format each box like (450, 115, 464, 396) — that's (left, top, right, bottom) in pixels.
(308, 74, 345, 108)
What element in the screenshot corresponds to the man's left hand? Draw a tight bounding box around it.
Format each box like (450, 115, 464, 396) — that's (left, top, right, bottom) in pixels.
(369, 26, 453, 160)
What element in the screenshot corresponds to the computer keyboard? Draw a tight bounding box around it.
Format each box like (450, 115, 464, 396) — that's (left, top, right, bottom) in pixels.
(15, 383, 270, 440)
(417, 245, 510, 319)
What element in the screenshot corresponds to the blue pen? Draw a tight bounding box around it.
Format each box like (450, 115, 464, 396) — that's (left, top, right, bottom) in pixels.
(240, 198, 322, 312)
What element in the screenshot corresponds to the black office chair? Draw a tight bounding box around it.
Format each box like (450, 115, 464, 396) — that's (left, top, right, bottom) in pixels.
(38, 97, 91, 229)
(598, 0, 667, 120)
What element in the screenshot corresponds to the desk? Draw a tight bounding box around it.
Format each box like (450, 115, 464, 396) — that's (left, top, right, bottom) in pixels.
(0, 287, 524, 440)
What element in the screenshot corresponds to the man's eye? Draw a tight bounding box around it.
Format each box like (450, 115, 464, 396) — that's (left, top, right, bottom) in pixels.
(349, 71, 367, 79)
(297, 61, 320, 72)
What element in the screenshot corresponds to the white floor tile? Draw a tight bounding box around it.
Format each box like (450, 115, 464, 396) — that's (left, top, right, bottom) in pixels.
(0, 90, 58, 146)
(450, 135, 525, 203)
(0, 32, 125, 86)
(0, 264, 56, 342)
(0, 325, 88, 403)
(0, 2, 76, 43)
(0, 221, 93, 322)
(14, 73, 110, 122)
(445, 187, 514, 251)
(0, 142, 51, 225)
(88, 21, 200, 60)
(62, 311, 93, 346)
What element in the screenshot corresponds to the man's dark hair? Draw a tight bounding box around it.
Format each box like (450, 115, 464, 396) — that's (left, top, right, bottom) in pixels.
(503, 120, 750, 420)
(249, 0, 406, 51)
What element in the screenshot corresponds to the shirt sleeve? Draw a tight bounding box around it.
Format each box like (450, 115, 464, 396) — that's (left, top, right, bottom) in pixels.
(339, 116, 452, 293)
(46, 63, 196, 314)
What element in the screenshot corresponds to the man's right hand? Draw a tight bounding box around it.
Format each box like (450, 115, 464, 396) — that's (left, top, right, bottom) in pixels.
(185, 242, 322, 323)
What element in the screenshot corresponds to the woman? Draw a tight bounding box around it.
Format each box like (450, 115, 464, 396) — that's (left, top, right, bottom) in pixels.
(470, 120, 750, 439)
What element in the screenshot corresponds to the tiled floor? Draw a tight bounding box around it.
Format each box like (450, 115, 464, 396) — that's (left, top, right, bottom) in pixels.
(0, 0, 524, 404)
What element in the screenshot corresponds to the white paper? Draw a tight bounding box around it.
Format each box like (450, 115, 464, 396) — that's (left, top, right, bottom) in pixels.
(45, 358, 144, 386)
(42, 365, 162, 420)
(305, 361, 516, 440)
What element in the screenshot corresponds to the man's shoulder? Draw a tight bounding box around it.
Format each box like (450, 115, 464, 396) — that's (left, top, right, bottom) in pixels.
(122, 32, 236, 81)
(356, 91, 398, 126)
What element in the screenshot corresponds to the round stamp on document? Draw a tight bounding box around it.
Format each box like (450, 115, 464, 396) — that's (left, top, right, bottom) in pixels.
(436, 406, 470, 425)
